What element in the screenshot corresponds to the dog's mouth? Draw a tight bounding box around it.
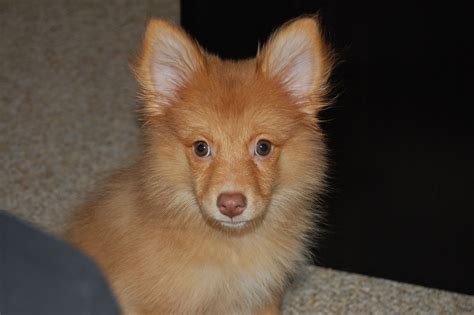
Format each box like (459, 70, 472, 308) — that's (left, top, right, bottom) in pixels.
(198, 197, 267, 232)
(218, 220, 249, 229)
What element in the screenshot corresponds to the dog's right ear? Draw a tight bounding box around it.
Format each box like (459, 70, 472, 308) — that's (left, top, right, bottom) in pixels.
(134, 19, 205, 115)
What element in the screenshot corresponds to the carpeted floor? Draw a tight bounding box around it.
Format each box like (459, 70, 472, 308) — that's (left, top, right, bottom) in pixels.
(1, 1, 472, 313)
(0, 0, 172, 234)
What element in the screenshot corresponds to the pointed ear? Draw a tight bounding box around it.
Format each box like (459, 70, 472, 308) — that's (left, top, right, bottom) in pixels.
(258, 17, 334, 115)
(134, 19, 205, 114)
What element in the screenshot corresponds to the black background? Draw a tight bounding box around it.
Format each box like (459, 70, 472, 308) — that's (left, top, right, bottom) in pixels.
(181, 0, 473, 295)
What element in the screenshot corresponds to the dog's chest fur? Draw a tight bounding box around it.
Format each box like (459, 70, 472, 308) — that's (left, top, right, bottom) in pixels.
(112, 222, 302, 314)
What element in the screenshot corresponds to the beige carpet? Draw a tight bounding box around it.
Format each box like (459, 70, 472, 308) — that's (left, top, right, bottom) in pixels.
(1, 1, 472, 313)
(0, 0, 174, 234)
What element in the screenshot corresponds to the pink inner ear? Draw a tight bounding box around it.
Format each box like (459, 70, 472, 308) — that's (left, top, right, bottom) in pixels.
(282, 50, 315, 100)
(266, 32, 317, 101)
(152, 55, 185, 100)
(150, 35, 200, 103)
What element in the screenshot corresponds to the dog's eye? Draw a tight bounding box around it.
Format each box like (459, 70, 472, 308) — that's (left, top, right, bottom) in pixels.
(193, 141, 210, 157)
(255, 139, 272, 157)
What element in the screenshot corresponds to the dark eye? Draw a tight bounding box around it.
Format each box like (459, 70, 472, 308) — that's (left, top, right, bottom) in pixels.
(255, 139, 272, 157)
(193, 141, 210, 157)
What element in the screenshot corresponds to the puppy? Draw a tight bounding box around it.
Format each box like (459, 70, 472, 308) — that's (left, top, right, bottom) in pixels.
(65, 17, 334, 315)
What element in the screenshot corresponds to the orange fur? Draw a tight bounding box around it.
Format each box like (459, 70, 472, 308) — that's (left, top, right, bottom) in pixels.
(65, 17, 334, 315)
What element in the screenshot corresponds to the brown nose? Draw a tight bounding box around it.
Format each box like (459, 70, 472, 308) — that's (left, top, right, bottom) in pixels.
(217, 192, 247, 218)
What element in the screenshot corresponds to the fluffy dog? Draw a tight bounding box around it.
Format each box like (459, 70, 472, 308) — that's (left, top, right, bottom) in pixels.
(65, 17, 334, 315)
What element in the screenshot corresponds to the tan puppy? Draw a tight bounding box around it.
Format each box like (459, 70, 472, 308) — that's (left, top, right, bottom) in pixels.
(65, 17, 334, 315)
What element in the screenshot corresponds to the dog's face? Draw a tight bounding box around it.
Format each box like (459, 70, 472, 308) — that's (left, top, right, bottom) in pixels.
(135, 18, 332, 230)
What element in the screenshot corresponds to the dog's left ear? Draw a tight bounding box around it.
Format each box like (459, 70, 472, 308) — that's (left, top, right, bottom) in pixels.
(258, 17, 334, 115)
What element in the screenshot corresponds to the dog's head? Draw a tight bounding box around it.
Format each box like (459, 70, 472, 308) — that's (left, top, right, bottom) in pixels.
(134, 18, 333, 231)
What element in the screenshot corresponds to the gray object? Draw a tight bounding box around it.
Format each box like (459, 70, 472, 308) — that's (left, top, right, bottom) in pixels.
(0, 210, 121, 315)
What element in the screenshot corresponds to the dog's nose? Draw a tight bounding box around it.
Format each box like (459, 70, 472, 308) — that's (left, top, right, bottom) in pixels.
(217, 192, 247, 218)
